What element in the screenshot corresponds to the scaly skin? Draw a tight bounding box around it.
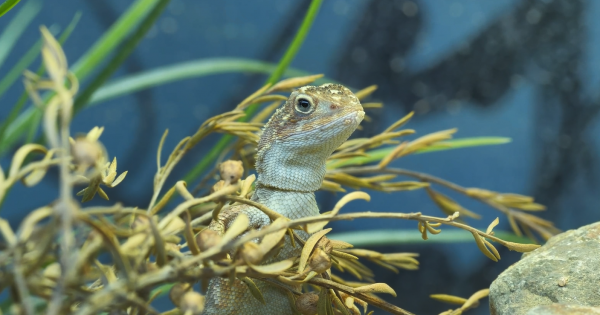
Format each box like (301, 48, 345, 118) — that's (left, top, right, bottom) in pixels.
(203, 84, 364, 314)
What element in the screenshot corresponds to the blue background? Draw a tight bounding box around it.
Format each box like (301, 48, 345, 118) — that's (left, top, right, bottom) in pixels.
(1, 0, 599, 314)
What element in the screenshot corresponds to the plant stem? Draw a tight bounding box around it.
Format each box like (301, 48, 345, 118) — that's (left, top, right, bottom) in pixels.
(0, 12, 80, 155)
(0, 0, 159, 155)
(88, 58, 333, 106)
(327, 229, 533, 247)
(73, 0, 171, 114)
(182, 0, 323, 185)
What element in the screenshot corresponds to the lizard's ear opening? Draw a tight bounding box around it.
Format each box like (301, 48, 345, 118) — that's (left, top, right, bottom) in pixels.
(294, 94, 315, 114)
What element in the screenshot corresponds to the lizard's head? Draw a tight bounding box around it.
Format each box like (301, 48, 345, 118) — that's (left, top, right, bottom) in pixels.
(256, 83, 364, 191)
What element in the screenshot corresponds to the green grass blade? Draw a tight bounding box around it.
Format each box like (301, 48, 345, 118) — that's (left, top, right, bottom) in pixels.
(182, 0, 324, 185)
(0, 38, 41, 99)
(0, 0, 41, 67)
(263, 0, 323, 87)
(0, 12, 81, 157)
(73, 0, 171, 114)
(415, 137, 512, 153)
(0, 107, 34, 155)
(0, 12, 80, 100)
(89, 58, 332, 106)
(328, 229, 534, 247)
(70, 0, 159, 79)
(1, 0, 159, 154)
(0, 13, 81, 212)
(0, 0, 21, 17)
(327, 137, 512, 169)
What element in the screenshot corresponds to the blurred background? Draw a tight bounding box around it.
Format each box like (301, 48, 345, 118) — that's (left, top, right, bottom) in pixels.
(1, 0, 599, 314)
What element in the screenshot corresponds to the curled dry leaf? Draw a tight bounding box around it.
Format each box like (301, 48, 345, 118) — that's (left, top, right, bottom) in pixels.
(298, 228, 332, 273)
(353, 283, 397, 297)
(221, 213, 250, 243)
(8, 144, 48, 178)
(267, 74, 324, 93)
(239, 277, 266, 304)
(430, 294, 467, 305)
(486, 217, 500, 235)
(471, 232, 499, 262)
(354, 85, 378, 100)
(248, 258, 294, 275)
(435, 289, 489, 315)
(40, 26, 68, 83)
(21, 149, 57, 187)
(503, 241, 541, 252)
(426, 188, 481, 220)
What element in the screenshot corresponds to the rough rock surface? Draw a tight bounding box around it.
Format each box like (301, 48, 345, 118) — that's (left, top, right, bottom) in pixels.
(525, 304, 600, 315)
(489, 222, 600, 315)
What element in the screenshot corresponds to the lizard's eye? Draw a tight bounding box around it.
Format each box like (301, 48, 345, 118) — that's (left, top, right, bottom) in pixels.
(295, 97, 313, 113)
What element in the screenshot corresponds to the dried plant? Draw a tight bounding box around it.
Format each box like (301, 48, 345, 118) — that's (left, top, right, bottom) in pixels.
(0, 28, 555, 315)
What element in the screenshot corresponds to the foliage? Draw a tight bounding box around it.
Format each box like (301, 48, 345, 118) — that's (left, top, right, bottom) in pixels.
(0, 0, 22, 18)
(0, 26, 556, 315)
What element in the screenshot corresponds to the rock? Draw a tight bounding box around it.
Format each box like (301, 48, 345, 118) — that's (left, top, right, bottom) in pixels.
(489, 222, 600, 315)
(525, 304, 600, 315)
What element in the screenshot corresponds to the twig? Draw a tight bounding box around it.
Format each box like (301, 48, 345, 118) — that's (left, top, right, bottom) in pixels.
(222, 195, 283, 220)
(13, 249, 35, 315)
(331, 166, 465, 194)
(306, 277, 414, 315)
(333, 166, 557, 239)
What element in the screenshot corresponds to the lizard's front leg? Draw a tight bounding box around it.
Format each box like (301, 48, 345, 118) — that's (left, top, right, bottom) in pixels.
(202, 205, 295, 315)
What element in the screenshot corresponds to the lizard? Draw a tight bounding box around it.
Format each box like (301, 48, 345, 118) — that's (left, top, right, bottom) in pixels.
(202, 83, 364, 315)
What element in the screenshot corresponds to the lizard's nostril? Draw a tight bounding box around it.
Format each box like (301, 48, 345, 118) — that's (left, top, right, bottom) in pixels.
(329, 104, 339, 110)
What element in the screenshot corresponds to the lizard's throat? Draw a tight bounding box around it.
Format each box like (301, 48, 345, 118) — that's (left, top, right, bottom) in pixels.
(255, 144, 331, 193)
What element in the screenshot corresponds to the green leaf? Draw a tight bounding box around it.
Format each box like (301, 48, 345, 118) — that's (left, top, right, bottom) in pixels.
(0, 297, 11, 313)
(0, 0, 160, 154)
(328, 229, 534, 247)
(182, 0, 324, 186)
(0, 39, 41, 99)
(149, 283, 174, 297)
(88, 58, 332, 106)
(0, 0, 21, 17)
(0, 0, 325, 157)
(327, 137, 512, 169)
(415, 137, 512, 153)
(72, 0, 172, 114)
(0, 12, 81, 157)
(0, 0, 41, 67)
(70, 0, 159, 80)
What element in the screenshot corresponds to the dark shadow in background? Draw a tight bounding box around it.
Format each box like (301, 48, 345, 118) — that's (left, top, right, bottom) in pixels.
(331, 0, 599, 312)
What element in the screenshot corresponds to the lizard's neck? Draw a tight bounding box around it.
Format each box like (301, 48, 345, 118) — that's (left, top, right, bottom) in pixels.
(252, 185, 319, 219)
(255, 134, 332, 192)
(253, 125, 333, 218)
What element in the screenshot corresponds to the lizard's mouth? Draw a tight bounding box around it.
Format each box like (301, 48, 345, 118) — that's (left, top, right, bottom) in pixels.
(313, 110, 364, 132)
(285, 110, 365, 141)
(340, 110, 365, 126)
(353, 111, 365, 125)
